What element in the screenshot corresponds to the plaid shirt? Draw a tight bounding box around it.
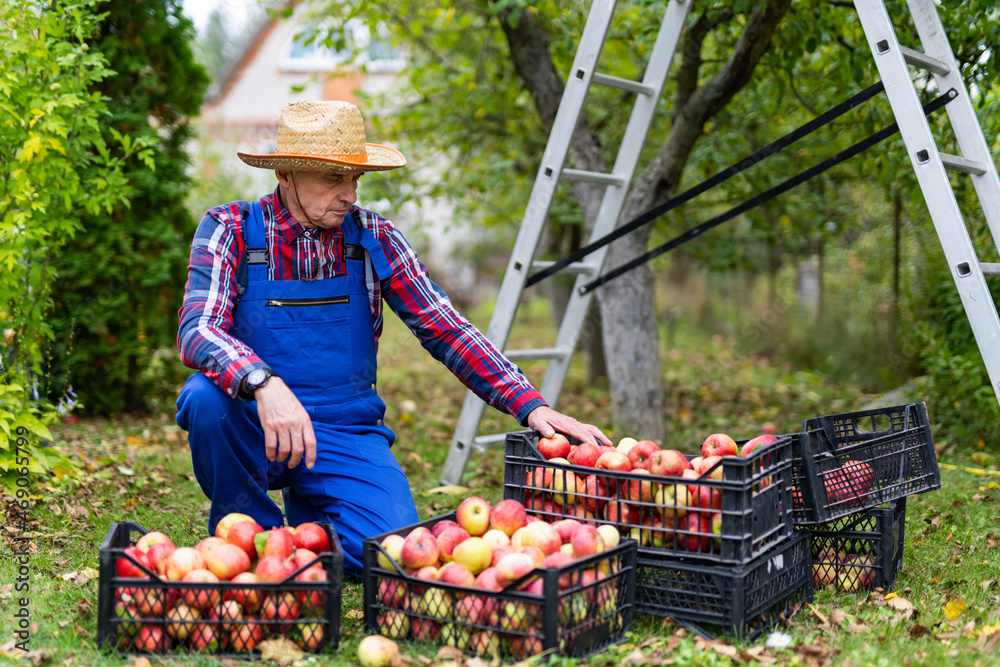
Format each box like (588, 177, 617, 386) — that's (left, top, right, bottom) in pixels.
(177, 188, 546, 424)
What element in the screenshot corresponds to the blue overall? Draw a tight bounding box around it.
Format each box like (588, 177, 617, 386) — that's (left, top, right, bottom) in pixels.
(176, 201, 419, 576)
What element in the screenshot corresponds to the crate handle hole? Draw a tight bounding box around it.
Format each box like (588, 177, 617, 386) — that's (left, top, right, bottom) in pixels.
(854, 413, 892, 434)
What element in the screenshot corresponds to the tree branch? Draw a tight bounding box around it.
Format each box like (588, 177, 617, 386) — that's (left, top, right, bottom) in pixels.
(674, 8, 734, 122)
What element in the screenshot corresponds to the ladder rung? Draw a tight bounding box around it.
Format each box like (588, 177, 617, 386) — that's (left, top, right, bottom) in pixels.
(591, 73, 655, 96)
(940, 152, 988, 176)
(504, 347, 570, 362)
(471, 433, 508, 451)
(561, 169, 626, 186)
(898, 45, 950, 76)
(530, 260, 598, 275)
(980, 263, 1000, 277)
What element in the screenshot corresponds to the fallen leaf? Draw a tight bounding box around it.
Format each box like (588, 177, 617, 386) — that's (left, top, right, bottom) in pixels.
(846, 622, 868, 634)
(830, 609, 849, 627)
(73, 626, 90, 638)
(422, 485, 470, 495)
(257, 638, 304, 665)
(345, 609, 364, 620)
(436, 646, 464, 661)
(58, 621, 69, 629)
(117, 466, 135, 476)
(982, 631, 1000, 652)
(910, 625, 932, 638)
(465, 659, 490, 667)
(887, 596, 914, 611)
(982, 580, 995, 592)
(944, 598, 966, 621)
(710, 643, 738, 657)
(126, 659, 152, 667)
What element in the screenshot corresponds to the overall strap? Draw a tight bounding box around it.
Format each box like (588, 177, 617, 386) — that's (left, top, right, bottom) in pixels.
(246, 201, 268, 282)
(344, 212, 393, 280)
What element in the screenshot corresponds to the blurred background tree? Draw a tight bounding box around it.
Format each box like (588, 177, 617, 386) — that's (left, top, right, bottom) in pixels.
(41, 0, 209, 415)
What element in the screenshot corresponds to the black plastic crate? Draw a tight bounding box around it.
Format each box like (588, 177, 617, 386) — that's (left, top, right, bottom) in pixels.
(97, 521, 343, 657)
(362, 512, 637, 660)
(802, 498, 906, 593)
(503, 431, 795, 564)
(635, 533, 813, 641)
(790, 403, 939, 524)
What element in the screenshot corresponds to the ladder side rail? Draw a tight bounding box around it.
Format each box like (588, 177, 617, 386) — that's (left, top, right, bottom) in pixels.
(540, 0, 694, 403)
(441, 0, 620, 485)
(906, 0, 1000, 248)
(856, 0, 1000, 404)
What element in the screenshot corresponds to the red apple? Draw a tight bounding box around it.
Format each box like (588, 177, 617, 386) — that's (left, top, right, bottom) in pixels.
(134, 624, 165, 652)
(230, 616, 264, 652)
(701, 433, 739, 458)
(401, 532, 440, 570)
(595, 451, 632, 474)
(227, 572, 262, 613)
(195, 536, 227, 556)
(117, 547, 151, 579)
(297, 621, 325, 651)
(551, 518, 582, 544)
(188, 622, 220, 651)
(438, 561, 476, 587)
(627, 440, 661, 469)
(494, 552, 535, 589)
(622, 468, 655, 503)
(145, 542, 176, 576)
(456, 497, 492, 536)
(436, 525, 471, 562)
(261, 592, 299, 634)
(254, 555, 296, 582)
(537, 433, 571, 460)
(292, 548, 320, 572)
(526, 467, 554, 492)
(678, 513, 713, 552)
(567, 442, 602, 468)
(489, 499, 527, 537)
(164, 547, 206, 581)
(519, 545, 546, 567)
(490, 545, 516, 568)
(475, 566, 502, 591)
(258, 528, 295, 560)
(134, 586, 166, 616)
(204, 543, 251, 581)
(698, 455, 724, 481)
(431, 519, 461, 538)
(646, 449, 689, 477)
(181, 569, 221, 610)
(227, 521, 265, 561)
(378, 578, 408, 609)
(215, 513, 255, 540)
(215, 600, 244, 632)
(570, 524, 605, 558)
(843, 460, 875, 502)
(377, 610, 411, 640)
(741, 433, 778, 457)
(602, 499, 639, 525)
(135, 531, 173, 554)
(291, 522, 330, 553)
(407, 526, 433, 540)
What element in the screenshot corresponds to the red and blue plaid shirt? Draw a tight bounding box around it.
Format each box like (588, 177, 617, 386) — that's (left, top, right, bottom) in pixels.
(177, 188, 546, 424)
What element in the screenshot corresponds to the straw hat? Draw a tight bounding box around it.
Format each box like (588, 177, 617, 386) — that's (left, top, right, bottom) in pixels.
(237, 100, 406, 173)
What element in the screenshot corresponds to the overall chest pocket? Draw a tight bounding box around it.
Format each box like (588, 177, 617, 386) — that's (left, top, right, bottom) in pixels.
(264, 295, 355, 397)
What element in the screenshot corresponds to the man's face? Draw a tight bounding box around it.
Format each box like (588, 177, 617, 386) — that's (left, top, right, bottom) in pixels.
(276, 169, 363, 229)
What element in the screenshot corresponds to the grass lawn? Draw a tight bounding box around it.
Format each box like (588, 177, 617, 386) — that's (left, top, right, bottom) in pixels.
(2, 302, 999, 666)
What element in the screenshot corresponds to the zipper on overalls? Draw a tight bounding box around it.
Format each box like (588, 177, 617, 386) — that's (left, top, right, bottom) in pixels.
(266, 296, 350, 307)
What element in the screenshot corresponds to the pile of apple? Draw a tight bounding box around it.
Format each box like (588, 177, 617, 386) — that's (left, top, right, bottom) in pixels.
(812, 546, 877, 592)
(371, 496, 627, 659)
(523, 431, 780, 554)
(112, 513, 333, 654)
(820, 460, 875, 509)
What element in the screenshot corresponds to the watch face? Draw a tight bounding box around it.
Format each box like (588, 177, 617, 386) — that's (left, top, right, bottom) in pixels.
(247, 369, 268, 387)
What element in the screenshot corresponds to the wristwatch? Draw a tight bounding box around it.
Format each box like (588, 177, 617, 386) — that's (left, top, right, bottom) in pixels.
(239, 368, 276, 401)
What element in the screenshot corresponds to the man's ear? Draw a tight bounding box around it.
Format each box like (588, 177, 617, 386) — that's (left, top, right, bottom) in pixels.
(275, 170, 291, 188)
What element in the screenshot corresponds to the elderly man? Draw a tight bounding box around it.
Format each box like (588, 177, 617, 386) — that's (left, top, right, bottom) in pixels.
(176, 100, 608, 575)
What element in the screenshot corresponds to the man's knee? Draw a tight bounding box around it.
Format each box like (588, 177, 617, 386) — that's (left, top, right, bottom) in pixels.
(177, 374, 239, 434)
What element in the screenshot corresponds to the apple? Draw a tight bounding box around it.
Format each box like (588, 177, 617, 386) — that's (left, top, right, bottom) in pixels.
(204, 543, 251, 581)
(475, 566, 502, 591)
(261, 592, 300, 634)
(181, 569, 221, 610)
(431, 519, 460, 538)
(455, 595, 490, 625)
(134, 586, 166, 616)
(595, 451, 632, 474)
(689, 456, 703, 472)
(551, 518, 582, 544)
(114, 602, 142, 639)
(655, 483, 689, 524)
(412, 618, 440, 642)
(438, 561, 476, 587)
(507, 634, 544, 660)
(580, 474, 610, 513)
(188, 622, 219, 652)
(456, 497, 492, 536)
(134, 624, 165, 653)
(297, 621, 325, 651)
(526, 467, 554, 492)
(442, 621, 472, 650)
(164, 547, 205, 581)
(255, 555, 296, 582)
(165, 603, 200, 640)
(551, 469, 584, 506)
(258, 528, 295, 560)
(741, 433, 778, 457)
(377, 610, 411, 640)
(292, 548, 319, 572)
(602, 499, 639, 526)
(495, 552, 536, 588)
(627, 440, 661, 469)
(416, 583, 453, 618)
(489, 545, 517, 568)
(469, 630, 500, 656)
(291, 522, 330, 553)
(646, 449, 689, 477)
(641, 514, 673, 549)
(452, 536, 492, 574)
(407, 526, 433, 540)
(710, 512, 723, 550)
(843, 460, 875, 502)
(215, 599, 244, 632)
(227, 521, 265, 561)
(436, 525, 471, 562)
(489, 499, 527, 537)
(195, 536, 227, 556)
(678, 513, 713, 552)
(698, 455, 724, 481)
(482, 529, 511, 550)
(145, 542, 176, 576)
(542, 551, 575, 587)
(136, 531, 174, 553)
(567, 442, 601, 468)
(512, 521, 562, 555)
(230, 617, 264, 652)
(701, 433, 739, 458)
(227, 572, 262, 613)
(118, 546, 151, 579)
(519, 545, 546, 567)
(215, 513, 255, 540)
(686, 480, 720, 510)
(823, 468, 853, 506)
(378, 578, 408, 609)
(570, 524, 605, 558)
(537, 433, 571, 460)
(622, 468, 655, 503)
(295, 564, 328, 612)
(616, 437, 639, 456)
(358, 634, 401, 666)
(377, 534, 406, 571)
(596, 524, 621, 550)
(812, 547, 840, 588)
(400, 532, 440, 569)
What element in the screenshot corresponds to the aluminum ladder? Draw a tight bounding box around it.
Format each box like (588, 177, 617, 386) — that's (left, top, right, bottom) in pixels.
(855, 0, 1000, 405)
(439, 0, 694, 485)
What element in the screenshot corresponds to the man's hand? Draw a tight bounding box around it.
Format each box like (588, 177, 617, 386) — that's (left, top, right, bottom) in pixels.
(254, 376, 316, 470)
(525, 406, 611, 446)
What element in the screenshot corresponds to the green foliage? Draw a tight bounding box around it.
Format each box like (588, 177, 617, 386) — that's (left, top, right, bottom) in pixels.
(41, 0, 208, 415)
(0, 0, 149, 488)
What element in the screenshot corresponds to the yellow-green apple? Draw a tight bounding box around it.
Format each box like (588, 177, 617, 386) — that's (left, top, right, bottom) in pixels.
(622, 469, 655, 503)
(701, 433, 738, 458)
(512, 521, 562, 555)
(194, 536, 226, 556)
(436, 525, 471, 562)
(115, 602, 142, 639)
(254, 554, 296, 582)
(295, 563, 327, 612)
(377, 534, 405, 571)
(678, 513, 713, 552)
(551, 469, 584, 506)
(642, 514, 673, 549)
(482, 529, 510, 550)
(165, 603, 200, 640)
(647, 449, 689, 477)
(495, 552, 536, 588)
(710, 512, 723, 551)
(431, 519, 461, 538)
(417, 583, 453, 619)
(489, 499, 527, 537)
(134, 586, 166, 616)
(596, 524, 621, 550)
(204, 543, 251, 581)
(188, 622, 219, 651)
(181, 569, 221, 610)
(134, 624, 165, 652)
(689, 456, 703, 471)
(136, 531, 174, 553)
(551, 518, 582, 544)
(456, 496, 492, 536)
(519, 545, 546, 567)
(490, 545, 516, 568)
(628, 523, 650, 547)
(616, 437, 639, 456)
(559, 592, 588, 626)
(411, 618, 440, 642)
(526, 467, 554, 492)
(840, 554, 876, 589)
(297, 621, 325, 650)
(227, 572, 262, 613)
(741, 433, 778, 457)
(258, 528, 295, 560)
(442, 622, 472, 650)
(118, 547, 151, 579)
(438, 561, 476, 587)
(469, 630, 500, 656)
(358, 635, 401, 666)
(812, 547, 840, 588)
(500, 600, 537, 632)
(227, 521, 264, 560)
(164, 547, 205, 581)
(145, 542, 176, 576)
(567, 442, 602, 468)
(537, 433, 571, 460)
(229, 617, 263, 652)
(627, 440, 661, 470)
(261, 591, 300, 633)
(214, 513, 255, 541)
(291, 522, 330, 553)
(377, 610, 410, 640)
(570, 524, 605, 558)
(452, 536, 492, 574)
(698, 455, 724, 481)
(655, 483, 688, 524)
(400, 532, 440, 569)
